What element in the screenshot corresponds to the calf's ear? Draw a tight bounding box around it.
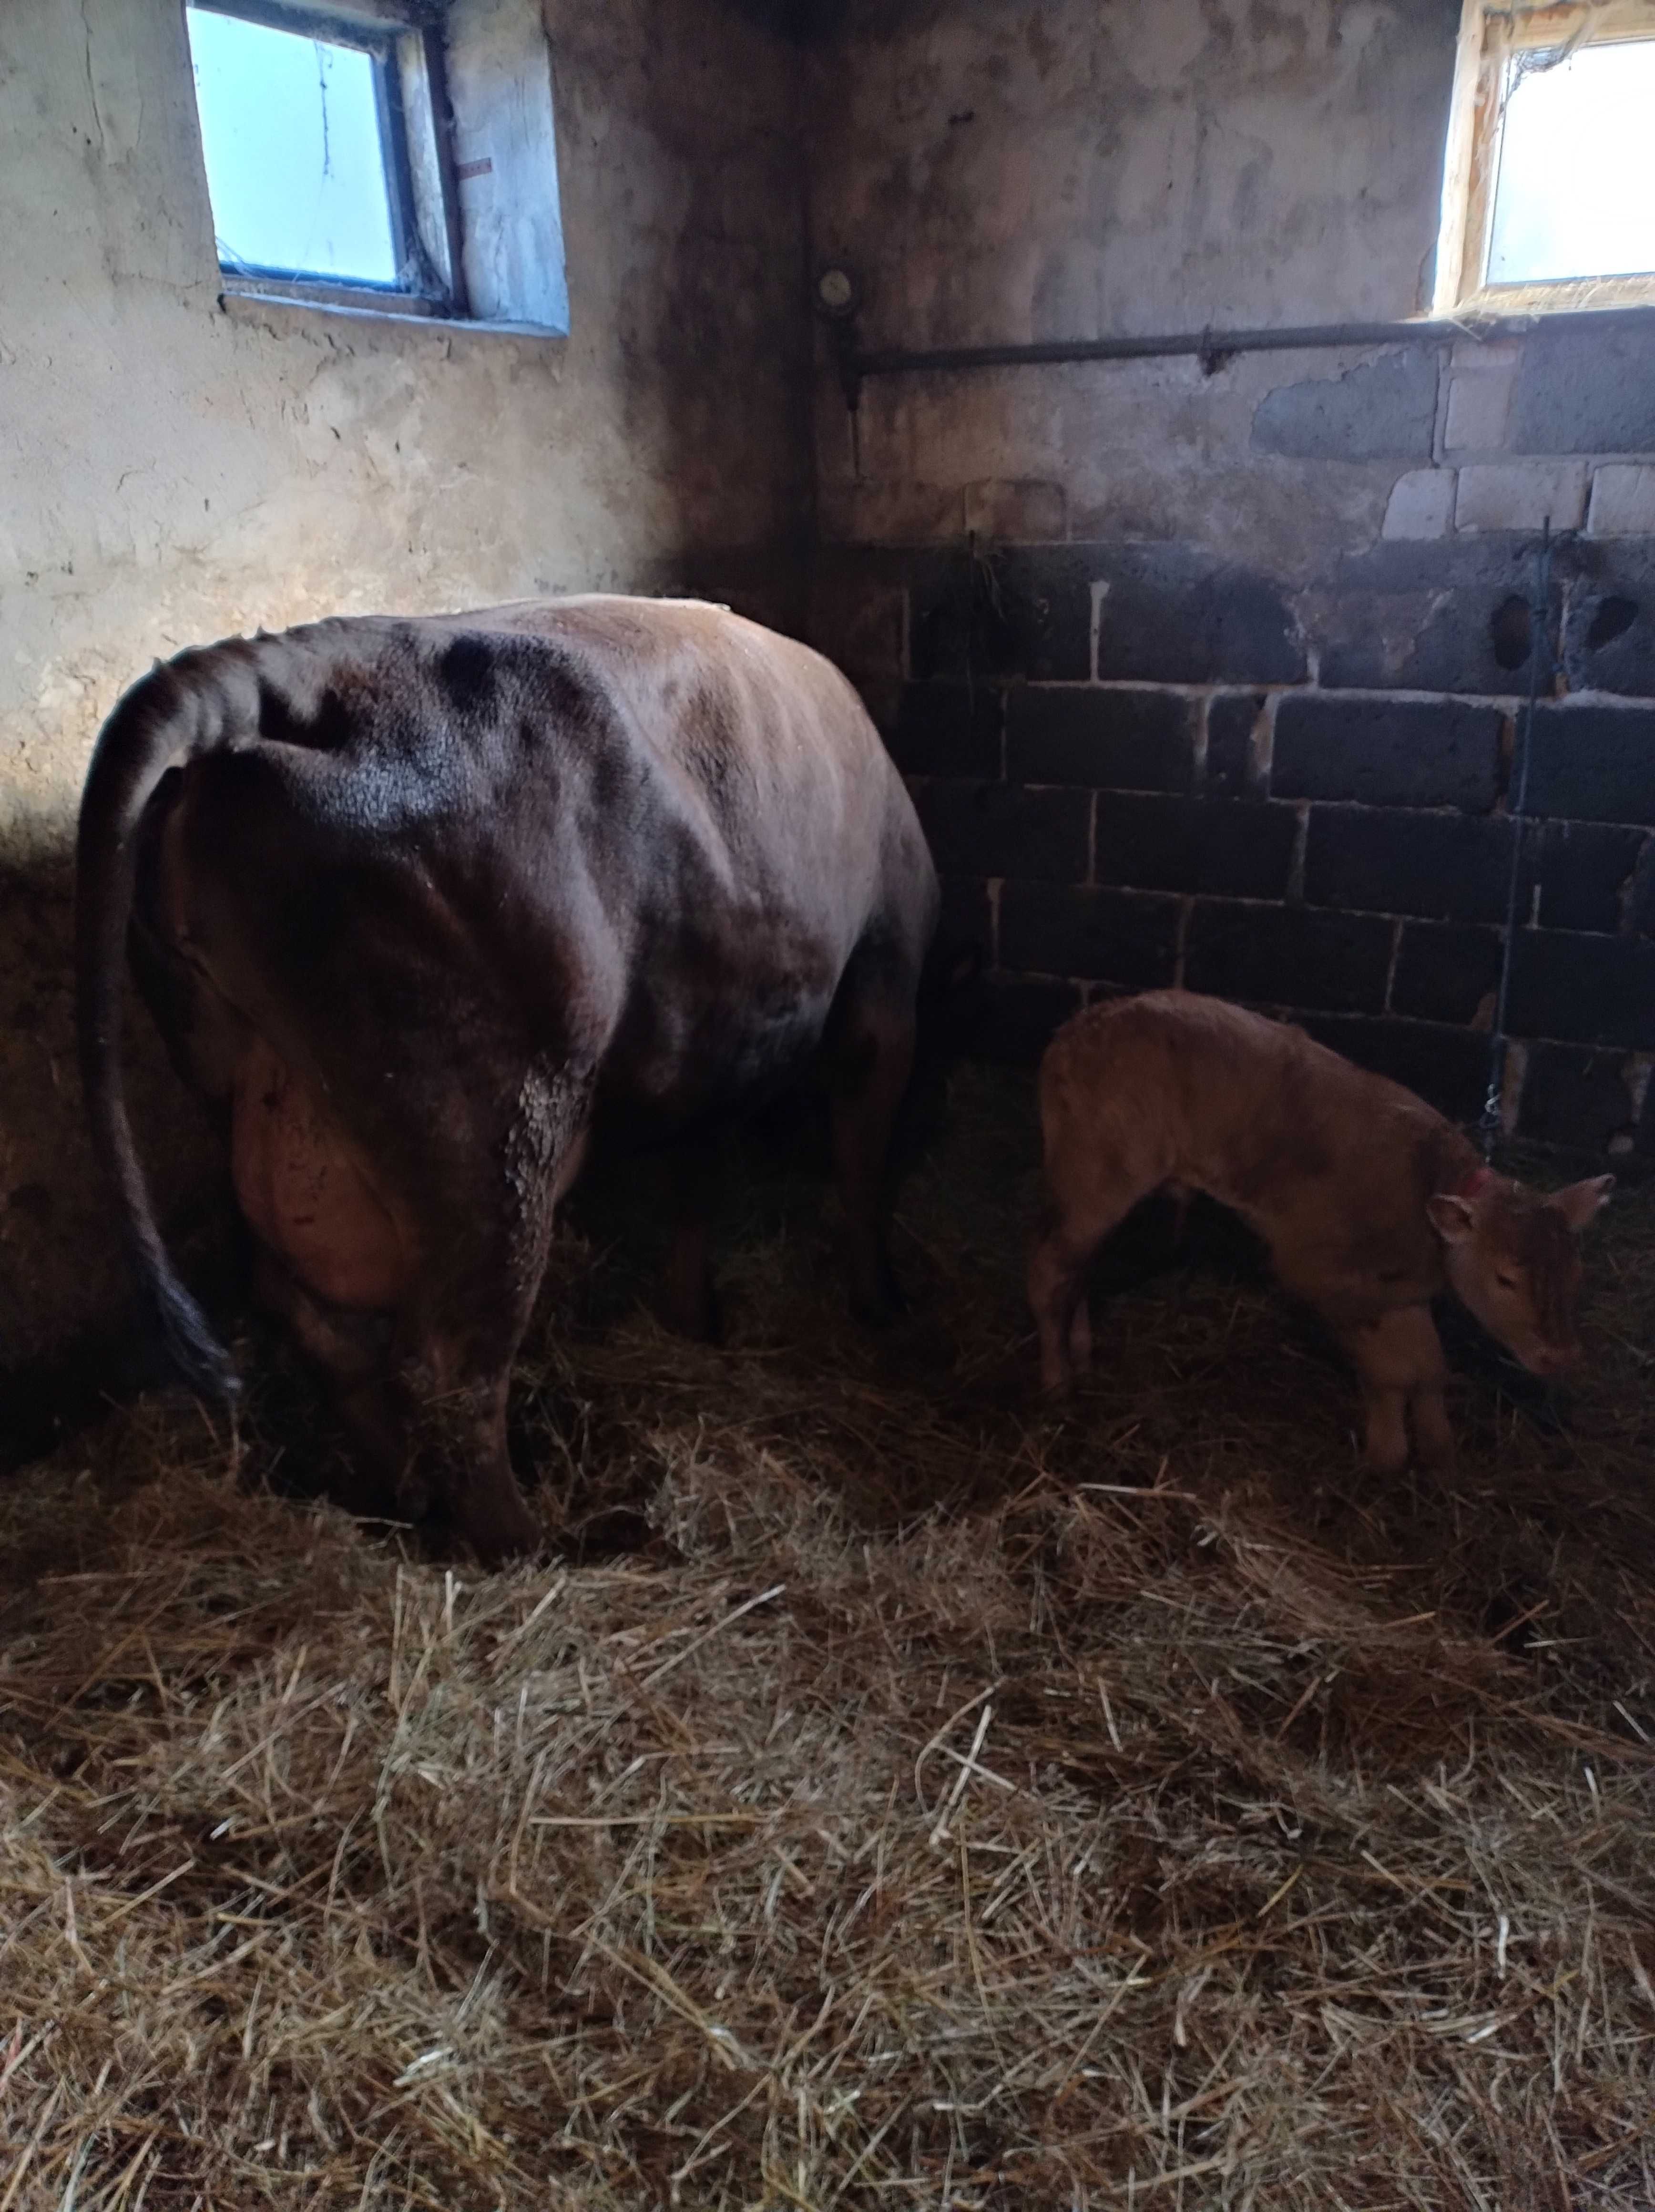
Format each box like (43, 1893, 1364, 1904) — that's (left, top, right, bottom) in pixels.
(1549, 1174, 1614, 1231)
(1426, 1193, 1478, 1244)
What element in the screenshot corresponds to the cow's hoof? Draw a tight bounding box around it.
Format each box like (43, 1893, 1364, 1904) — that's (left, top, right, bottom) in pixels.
(460, 1492, 545, 1569)
(393, 1470, 435, 1523)
(850, 1265, 911, 1329)
(559, 1507, 659, 1563)
(658, 1284, 723, 1345)
(331, 1462, 407, 1524)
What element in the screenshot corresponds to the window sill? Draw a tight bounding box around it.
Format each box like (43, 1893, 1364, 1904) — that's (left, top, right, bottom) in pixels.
(218, 285, 568, 344)
(1451, 277, 1655, 320)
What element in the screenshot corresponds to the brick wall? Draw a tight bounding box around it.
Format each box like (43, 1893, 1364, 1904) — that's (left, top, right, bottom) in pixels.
(815, 471, 1655, 1155)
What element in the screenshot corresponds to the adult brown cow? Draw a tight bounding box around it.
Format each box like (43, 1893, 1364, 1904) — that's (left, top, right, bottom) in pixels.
(77, 595, 938, 1563)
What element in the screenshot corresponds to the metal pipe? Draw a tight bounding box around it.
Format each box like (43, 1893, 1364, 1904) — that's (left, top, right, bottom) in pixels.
(848, 302, 1655, 387)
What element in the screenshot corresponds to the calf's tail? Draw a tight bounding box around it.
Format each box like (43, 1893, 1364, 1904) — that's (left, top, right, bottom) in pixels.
(74, 651, 260, 1403)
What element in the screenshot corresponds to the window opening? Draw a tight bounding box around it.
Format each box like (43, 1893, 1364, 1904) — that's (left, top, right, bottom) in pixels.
(1435, 0, 1655, 315)
(184, 1, 460, 311)
(1486, 37, 1655, 286)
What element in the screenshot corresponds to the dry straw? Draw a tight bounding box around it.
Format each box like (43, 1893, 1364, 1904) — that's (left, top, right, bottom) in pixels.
(2, 1067, 1652, 2208)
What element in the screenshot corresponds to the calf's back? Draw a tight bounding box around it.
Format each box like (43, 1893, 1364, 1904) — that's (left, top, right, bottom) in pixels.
(1039, 990, 1467, 1318)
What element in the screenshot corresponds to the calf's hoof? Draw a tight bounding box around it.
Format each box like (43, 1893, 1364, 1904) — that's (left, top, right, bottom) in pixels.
(1360, 1434, 1410, 1480)
(1060, 1291, 1094, 1374)
(1412, 1401, 1457, 1474)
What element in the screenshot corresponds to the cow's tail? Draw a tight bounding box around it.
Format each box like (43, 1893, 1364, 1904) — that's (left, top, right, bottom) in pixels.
(74, 652, 260, 1404)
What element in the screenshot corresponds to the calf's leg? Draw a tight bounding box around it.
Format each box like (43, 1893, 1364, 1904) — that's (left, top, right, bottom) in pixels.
(1029, 1167, 1156, 1394)
(1338, 1305, 1450, 1476)
(1406, 1314, 1454, 1472)
(1066, 1295, 1093, 1375)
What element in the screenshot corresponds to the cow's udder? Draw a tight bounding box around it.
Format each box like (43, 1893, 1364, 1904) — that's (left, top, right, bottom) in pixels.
(230, 1036, 412, 1311)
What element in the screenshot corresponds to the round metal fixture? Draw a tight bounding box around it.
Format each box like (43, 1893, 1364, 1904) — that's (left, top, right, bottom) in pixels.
(814, 265, 859, 319)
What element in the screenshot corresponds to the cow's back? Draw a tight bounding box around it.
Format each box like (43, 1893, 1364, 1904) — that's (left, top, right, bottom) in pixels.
(151, 595, 936, 1120)
(465, 596, 919, 935)
(440, 597, 936, 1103)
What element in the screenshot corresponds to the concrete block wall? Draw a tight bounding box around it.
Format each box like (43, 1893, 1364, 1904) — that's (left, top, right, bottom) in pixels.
(802, 0, 1655, 1157)
(1383, 328, 1655, 543)
(814, 393, 1655, 1155)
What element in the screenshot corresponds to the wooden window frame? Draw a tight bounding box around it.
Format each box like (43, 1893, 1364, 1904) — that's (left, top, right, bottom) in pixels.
(1434, 0, 1655, 316)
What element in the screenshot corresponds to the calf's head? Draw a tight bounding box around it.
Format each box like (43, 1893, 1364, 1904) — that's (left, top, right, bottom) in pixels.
(1427, 1170, 1613, 1375)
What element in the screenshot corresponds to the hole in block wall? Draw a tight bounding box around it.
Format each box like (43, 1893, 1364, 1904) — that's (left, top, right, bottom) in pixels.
(1489, 594, 1532, 671)
(1586, 596, 1639, 651)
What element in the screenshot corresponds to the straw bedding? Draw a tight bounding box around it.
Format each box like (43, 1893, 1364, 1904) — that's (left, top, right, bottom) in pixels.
(2, 1065, 1653, 2209)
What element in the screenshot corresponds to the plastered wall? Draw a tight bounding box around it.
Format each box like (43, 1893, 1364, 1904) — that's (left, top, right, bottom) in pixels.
(0, 0, 810, 1407)
(805, 0, 1655, 1158)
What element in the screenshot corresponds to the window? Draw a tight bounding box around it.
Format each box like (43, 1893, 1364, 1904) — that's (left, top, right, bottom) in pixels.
(184, 0, 569, 336)
(186, 2, 461, 312)
(1435, 0, 1655, 314)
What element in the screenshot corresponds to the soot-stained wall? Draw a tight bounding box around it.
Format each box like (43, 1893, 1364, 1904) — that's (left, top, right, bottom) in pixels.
(805, 0, 1655, 1159)
(0, 0, 809, 1413)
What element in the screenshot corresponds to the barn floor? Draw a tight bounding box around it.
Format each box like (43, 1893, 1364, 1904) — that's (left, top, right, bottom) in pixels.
(2, 1065, 1654, 2209)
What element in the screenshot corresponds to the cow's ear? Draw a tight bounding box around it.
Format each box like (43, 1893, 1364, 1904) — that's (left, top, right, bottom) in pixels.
(1426, 1193, 1478, 1244)
(1548, 1174, 1614, 1231)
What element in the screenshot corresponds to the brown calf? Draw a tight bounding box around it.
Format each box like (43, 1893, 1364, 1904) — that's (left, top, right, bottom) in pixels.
(1029, 991, 1611, 1473)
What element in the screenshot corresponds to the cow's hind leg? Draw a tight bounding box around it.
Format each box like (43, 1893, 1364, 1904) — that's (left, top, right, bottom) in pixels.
(249, 1249, 404, 1520)
(656, 1125, 725, 1343)
(183, 756, 592, 1567)
(353, 1055, 590, 1567)
(827, 947, 918, 1323)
